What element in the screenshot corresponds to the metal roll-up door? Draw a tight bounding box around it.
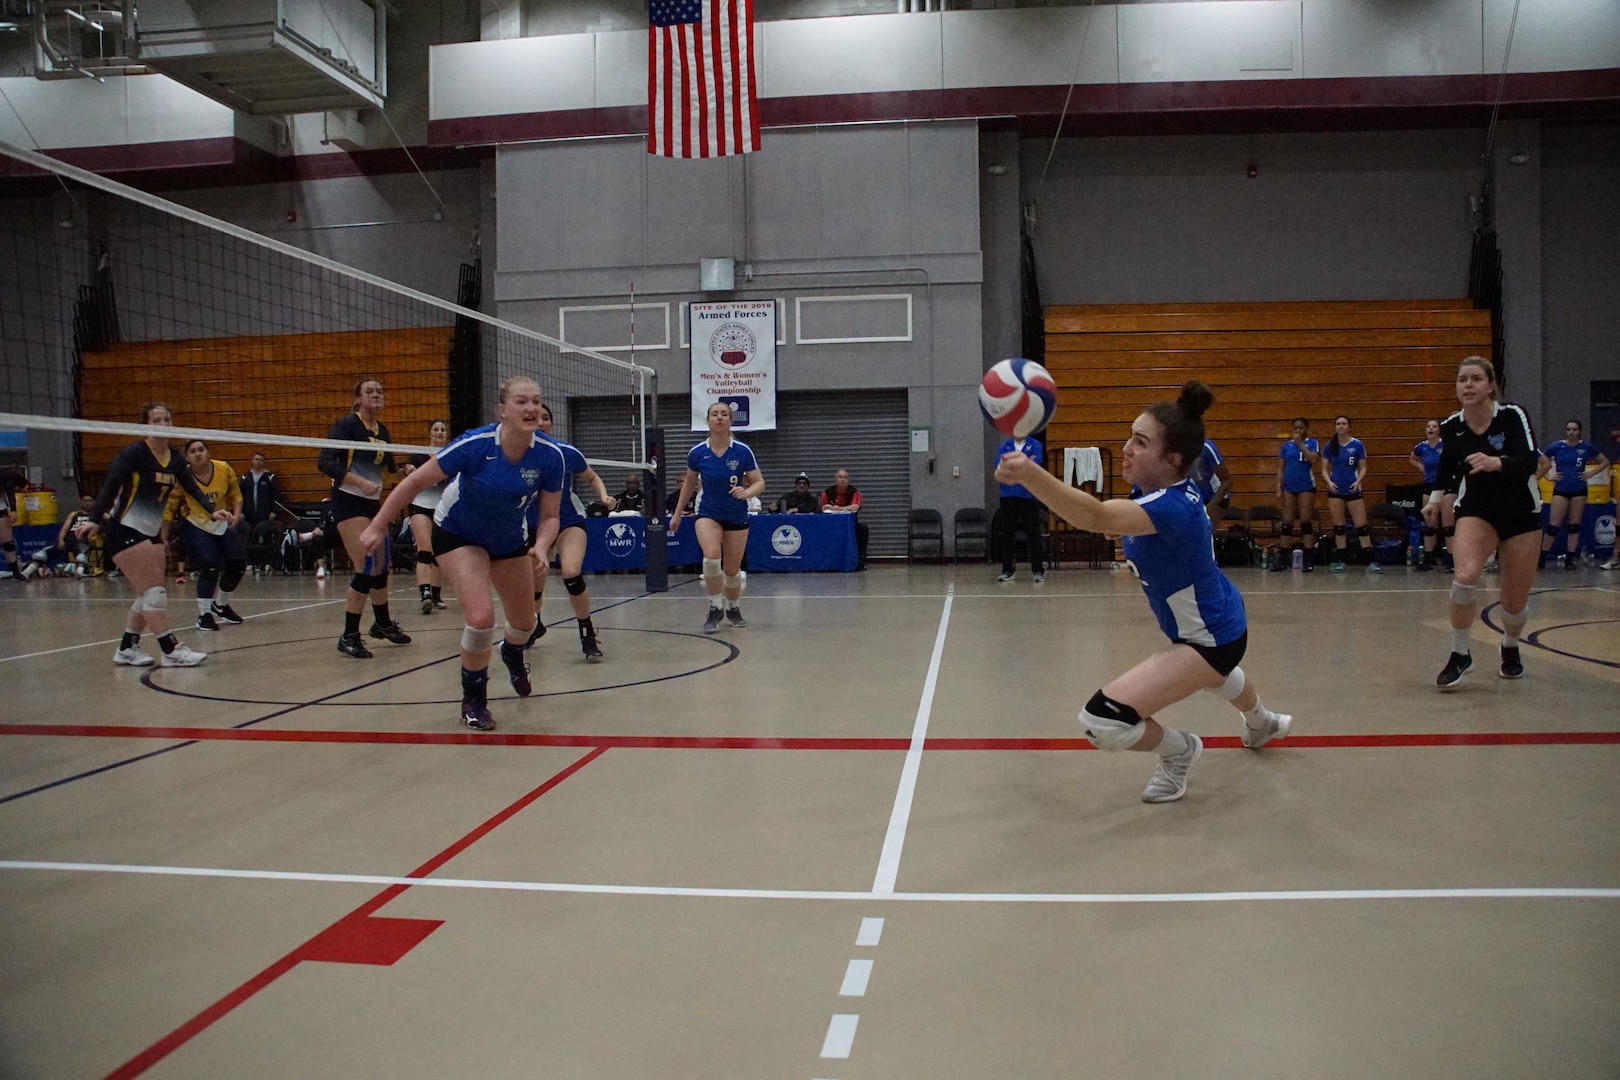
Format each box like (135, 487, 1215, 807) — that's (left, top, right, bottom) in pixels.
(567, 390, 911, 558)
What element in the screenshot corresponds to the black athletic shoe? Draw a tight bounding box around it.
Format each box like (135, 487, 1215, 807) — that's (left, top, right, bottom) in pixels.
(211, 603, 244, 624)
(368, 622, 412, 645)
(1499, 646, 1524, 680)
(1436, 651, 1473, 689)
(580, 631, 603, 662)
(337, 633, 373, 659)
(460, 700, 495, 731)
(499, 640, 532, 696)
(725, 606, 747, 628)
(528, 620, 549, 647)
(421, 596, 434, 616)
(702, 607, 724, 634)
(196, 612, 220, 632)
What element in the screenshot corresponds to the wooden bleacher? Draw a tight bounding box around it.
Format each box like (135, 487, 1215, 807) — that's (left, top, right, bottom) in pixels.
(1041, 300, 1491, 533)
(77, 328, 453, 506)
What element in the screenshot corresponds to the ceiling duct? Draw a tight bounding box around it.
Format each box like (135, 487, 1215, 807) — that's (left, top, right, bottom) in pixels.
(134, 0, 386, 114)
(34, 0, 147, 79)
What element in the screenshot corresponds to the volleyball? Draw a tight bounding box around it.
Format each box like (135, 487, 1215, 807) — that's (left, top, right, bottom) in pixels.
(979, 358, 1057, 439)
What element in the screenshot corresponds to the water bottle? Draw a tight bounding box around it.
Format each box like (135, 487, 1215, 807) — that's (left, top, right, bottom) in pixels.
(1292, 547, 1304, 570)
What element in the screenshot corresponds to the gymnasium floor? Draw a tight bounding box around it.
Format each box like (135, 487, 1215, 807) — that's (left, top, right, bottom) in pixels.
(1, 560, 1617, 1079)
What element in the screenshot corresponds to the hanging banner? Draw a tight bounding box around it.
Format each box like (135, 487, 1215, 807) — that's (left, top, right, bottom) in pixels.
(689, 300, 777, 431)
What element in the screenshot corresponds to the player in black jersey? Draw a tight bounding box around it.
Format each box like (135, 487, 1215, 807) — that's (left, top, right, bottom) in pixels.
(0, 469, 23, 581)
(1434, 357, 1541, 687)
(77, 403, 230, 667)
(317, 378, 412, 658)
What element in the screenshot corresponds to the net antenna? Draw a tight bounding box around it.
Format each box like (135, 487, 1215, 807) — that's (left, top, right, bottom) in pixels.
(0, 139, 654, 506)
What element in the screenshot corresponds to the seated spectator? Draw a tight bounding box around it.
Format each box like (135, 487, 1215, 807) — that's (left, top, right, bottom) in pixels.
(615, 472, 647, 513)
(24, 494, 103, 577)
(779, 472, 821, 515)
(821, 468, 869, 571)
(668, 486, 697, 516)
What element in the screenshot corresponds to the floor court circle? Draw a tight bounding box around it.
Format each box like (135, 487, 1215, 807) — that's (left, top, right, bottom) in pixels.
(1479, 597, 1620, 671)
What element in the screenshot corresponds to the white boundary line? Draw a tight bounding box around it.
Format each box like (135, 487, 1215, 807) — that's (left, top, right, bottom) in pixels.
(2, 861, 1615, 903)
(0, 598, 348, 664)
(871, 585, 953, 895)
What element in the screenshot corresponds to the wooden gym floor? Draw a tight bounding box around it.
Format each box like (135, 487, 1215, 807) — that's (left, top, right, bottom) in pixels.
(1, 561, 1617, 1079)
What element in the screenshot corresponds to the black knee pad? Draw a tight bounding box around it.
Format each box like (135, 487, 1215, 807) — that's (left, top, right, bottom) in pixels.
(1443, 526, 1455, 538)
(349, 573, 372, 594)
(563, 574, 587, 596)
(222, 559, 247, 592)
(370, 572, 389, 592)
(1422, 526, 1437, 538)
(1, 540, 15, 554)
(416, 551, 437, 567)
(1544, 524, 1561, 538)
(1333, 525, 1346, 537)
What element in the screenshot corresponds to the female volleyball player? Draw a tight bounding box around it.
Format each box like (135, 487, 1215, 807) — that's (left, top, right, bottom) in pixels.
(1275, 417, 1319, 570)
(162, 439, 247, 631)
(535, 403, 615, 661)
(669, 401, 765, 634)
(996, 381, 1292, 804)
(1409, 420, 1453, 572)
(0, 471, 22, 581)
(1435, 357, 1541, 687)
(360, 377, 564, 731)
(1536, 420, 1608, 569)
(318, 378, 411, 658)
(406, 419, 450, 615)
(77, 403, 230, 667)
(1321, 415, 1379, 573)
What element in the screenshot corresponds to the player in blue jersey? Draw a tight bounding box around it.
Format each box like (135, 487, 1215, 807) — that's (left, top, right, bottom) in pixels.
(533, 403, 616, 661)
(1536, 420, 1608, 569)
(1274, 417, 1320, 570)
(1408, 419, 1453, 572)
(1187, 438, 1234, 526)
(1321, 415, 1379, 573)
(361, 377, 565, 731)
(996, 380, 1292, 804)
(669, 401, 766, 633)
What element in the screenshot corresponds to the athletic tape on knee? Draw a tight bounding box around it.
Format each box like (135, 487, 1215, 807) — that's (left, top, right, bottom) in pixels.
(506, 619, 536, 642)
(460, 624, 496, 653)
(702, 557, 723, 581)
(563, 574, 587, 596)
(416, 551, 437, 567)
(724, 572, 744, 592)
(349, 573, 372, 595)
(140, 585, 168, 612)
(1212, 665, 1247, 702)
(1501, 600, 1529, 638)
(1080, 690, 1147, 752)
(1449, 580, 1478, 607)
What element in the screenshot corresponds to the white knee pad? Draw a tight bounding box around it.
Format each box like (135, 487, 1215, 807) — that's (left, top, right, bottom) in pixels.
(1211, 665, 1247, 702)
(724, 572, 744, 592)
(702, 557, 723, 581)
(1501, 599, 1529, 637)
(140, 585, 168, 612)
(1080, 691, 1147, 752)
(506, 619, 536, 641)
(461, 624, 497, 653)
(1449, 580, 1478, 607)
(129, 596, 144, 614)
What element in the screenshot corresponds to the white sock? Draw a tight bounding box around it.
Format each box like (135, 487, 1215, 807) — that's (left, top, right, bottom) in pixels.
(215, 589, 234, 611)
(1502, 632, 1520, 648)
(1241, 701, 1274, 727)
(1156, 727, 1191, 758)
(1450, 627, 1472, 655)
(709, 594, 725, 610)
(198, 596, 212, 615)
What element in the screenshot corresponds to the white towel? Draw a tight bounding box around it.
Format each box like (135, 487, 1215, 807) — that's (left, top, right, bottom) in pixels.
(1064, 446, 1104, 490)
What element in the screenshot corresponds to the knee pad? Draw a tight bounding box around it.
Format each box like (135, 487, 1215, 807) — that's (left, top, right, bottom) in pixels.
(140, 585, 168, 612)
(1422, 526, 1437, 538)
(1, 540, 14, 554)
(1211, 665, 1247, 702)
(563, 574, 587, 596)
(221, 562, 246, 592)
(1080, 690, 1147, 752)
(1443, 526, 1455, 538)
(1449, 580, 1478, 607)
(1501, 599, 1529, 637)
(460, 624, 497, 653)
(370, 571, 388, 591)
(349, 573, 372, 595)
(129, 596, 144, 614)
(506, 619, 536, 641)
(702, 557, 723, 581)
(1544, 524, 1561, 538)
(416, 551, 437, 567)
(724, 572, 744, 592)
(1333, 525, 1346, 537)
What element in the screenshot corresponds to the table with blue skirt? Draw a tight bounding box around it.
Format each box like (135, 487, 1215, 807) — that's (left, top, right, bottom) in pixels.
(580, 513, 859, 573)
(1539, 500, 1616, 557)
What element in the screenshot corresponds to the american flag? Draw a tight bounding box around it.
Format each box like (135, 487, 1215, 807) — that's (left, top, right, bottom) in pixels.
(648, 0, 760, 158)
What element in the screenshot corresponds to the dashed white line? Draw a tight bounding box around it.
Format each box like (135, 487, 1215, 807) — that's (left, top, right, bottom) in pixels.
(838, 959, 873, 997)
(855, 916, 884, 946)
(819, 1015, 859, 1059)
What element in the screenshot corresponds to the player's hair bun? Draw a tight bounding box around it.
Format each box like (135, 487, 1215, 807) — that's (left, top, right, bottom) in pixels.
(1177, 380, 1214, 420)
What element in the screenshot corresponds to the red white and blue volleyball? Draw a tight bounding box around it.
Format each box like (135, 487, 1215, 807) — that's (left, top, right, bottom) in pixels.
(979, 358, 1056, 439)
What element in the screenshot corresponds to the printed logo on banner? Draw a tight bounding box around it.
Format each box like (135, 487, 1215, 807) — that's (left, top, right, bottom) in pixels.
(711, 323, 756, 368)
(1595, 514, 1616, 548)
(720, 397, 750, 425)
(605, 522, 638, 559)
(771, 524, 803, 556)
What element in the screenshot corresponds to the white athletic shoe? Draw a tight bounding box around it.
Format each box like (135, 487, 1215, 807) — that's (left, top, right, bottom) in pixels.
(160, 643, 208, 667)
(1142, 734, 1203, 803)
(113, 646, 155, 667)
(1241, 711, 1292, 750)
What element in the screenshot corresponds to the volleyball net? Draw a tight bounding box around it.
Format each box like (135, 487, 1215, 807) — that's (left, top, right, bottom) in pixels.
(0, 139, 655, 508)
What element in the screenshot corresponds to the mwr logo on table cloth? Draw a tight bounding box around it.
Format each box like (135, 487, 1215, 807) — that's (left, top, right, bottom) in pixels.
(604, 522, 639, 559)
(1596, 514, 1617, 549)
(771, 524, 802, 556)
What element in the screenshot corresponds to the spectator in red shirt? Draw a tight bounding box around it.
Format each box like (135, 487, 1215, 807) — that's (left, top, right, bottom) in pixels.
(821, 468, 868, 571)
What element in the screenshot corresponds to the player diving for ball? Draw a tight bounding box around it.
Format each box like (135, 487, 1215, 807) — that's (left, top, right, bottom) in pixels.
(995, 380, 1293, 803)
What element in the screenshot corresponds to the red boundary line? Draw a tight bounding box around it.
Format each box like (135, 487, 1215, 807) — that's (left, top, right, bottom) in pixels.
(102, 745, 608, 1080)
(4, 724, 1618, 751)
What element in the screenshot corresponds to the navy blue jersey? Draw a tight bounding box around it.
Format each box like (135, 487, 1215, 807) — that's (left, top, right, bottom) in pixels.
(686, 438, 759, 525)
(1121, 480, 1247, 647)
(1323, 437, 1367, 495)
(318, 412, 396, 498)
(433, 424, 566, 553)
(1412, 440, 1444, 488)
(1186, 440, 1225, 504)
(1278, 438, 1318, 493)
(1541, 439, 1600, 495)
(91, 441, 212, 538)
(996, 436, 1044, 500)
(539, 433, 591, 528)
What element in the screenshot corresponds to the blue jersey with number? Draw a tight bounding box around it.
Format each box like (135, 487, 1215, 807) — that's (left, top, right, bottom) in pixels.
(433, 423, 566, 553)
(1186, 440, 1225, 504)
(996, 436, 1043, 500)
(1541, 439, 1599, 495)
(1412, 440, 1444, 487)
(687, 438, 758, 525)
(539, 433, 591, 528)
(1121, 480, 1247, 648)
(1324, 437, 1366, 495)
(1278, 438, 1318, 493)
